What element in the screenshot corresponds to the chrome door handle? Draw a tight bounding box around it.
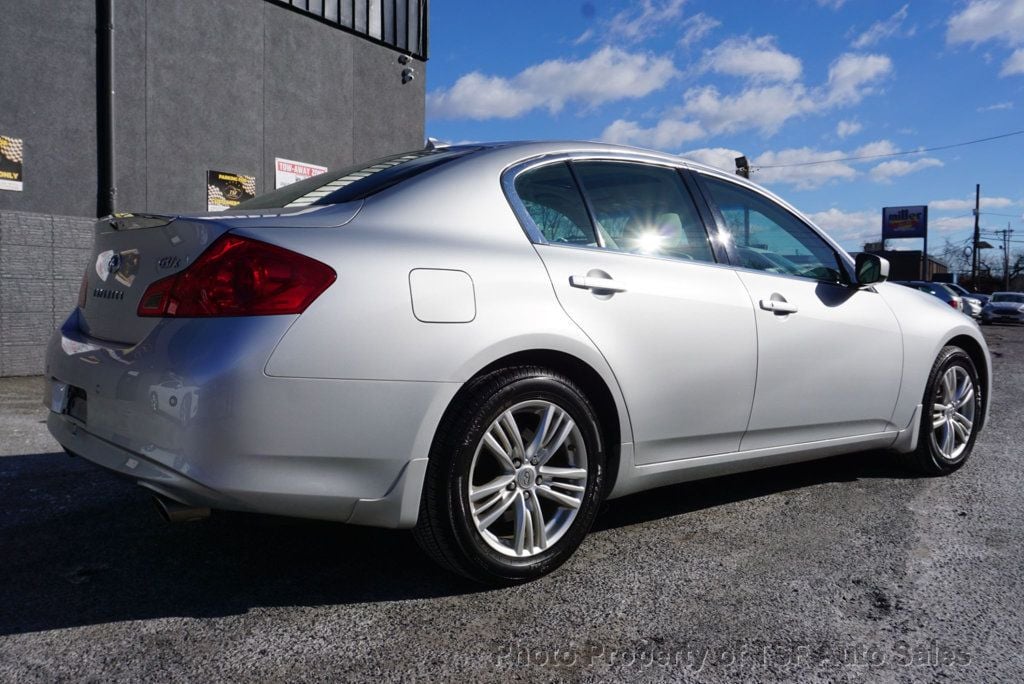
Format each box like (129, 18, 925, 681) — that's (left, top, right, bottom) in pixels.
(569, 275, 627, 293)
(759, 297, 798, 314)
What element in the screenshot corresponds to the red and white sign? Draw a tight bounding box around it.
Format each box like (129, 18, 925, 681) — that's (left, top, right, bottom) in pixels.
(275, 157, 328, 189)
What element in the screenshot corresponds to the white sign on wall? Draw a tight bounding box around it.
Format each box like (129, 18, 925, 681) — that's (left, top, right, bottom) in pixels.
(275, 157, 328, 189)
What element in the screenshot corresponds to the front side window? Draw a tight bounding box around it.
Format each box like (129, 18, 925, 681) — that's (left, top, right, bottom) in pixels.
(701, 176, 845, 283)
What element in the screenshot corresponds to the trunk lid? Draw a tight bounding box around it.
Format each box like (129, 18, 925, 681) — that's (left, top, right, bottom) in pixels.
(77, 203, 361, 344)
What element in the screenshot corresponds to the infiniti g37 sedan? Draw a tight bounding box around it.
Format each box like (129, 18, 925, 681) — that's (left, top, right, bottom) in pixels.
(45, 142, 990, 584)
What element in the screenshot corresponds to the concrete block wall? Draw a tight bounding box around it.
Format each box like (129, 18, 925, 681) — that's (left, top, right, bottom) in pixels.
(0, 212, 92, 376)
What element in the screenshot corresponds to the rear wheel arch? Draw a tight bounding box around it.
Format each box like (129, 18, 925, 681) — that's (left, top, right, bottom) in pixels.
(437, 350, 623, 499)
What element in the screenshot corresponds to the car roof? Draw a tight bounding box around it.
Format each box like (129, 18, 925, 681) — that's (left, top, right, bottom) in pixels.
(448, 139, 764, 188)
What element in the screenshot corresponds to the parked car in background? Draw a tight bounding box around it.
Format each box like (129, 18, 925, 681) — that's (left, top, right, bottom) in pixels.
(894, 281, 965, 313)
(946, 283, 989, 308)
(981, 292, 1024, 325)
(44, 141, 991, 584)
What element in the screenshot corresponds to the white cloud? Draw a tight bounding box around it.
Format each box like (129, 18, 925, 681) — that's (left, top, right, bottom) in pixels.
(805, 208, 879, 245)
(680, 147, 745, 172)
(678, 13, 721, 48)
(682, 140, 940, 190)
(428, 47, 679, 120)
(1002, 47, 1024, 75)
(603, 118, 705, 149)
(701, 36, 803, 82)
(851, 4, 912, 49)
(679, 83, 812, 136)
(816, 0, 847, 9)
(947, 0, 1024, 46)
(869, 157, 943, 182)
(681, 146, 859, 190)
(836, 119, 862, 138)
(751, 148, 858, 190)
(930, 196, 1018, 210)
(932, 215, 976, 232)
(947, 0, 1024, 77)
(825, 53, 894, 106)
(977, 101, 1014, 111)
(608, 48, 892, 145)
(853, 139, 898, 157)
(606, 0, 687, 43)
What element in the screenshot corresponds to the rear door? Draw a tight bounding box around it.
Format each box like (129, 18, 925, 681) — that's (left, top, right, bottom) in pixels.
(694, 172, 903, 450)
(511, 158, 757, 464)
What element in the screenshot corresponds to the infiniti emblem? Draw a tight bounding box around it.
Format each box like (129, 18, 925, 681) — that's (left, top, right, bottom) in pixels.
(516, 469, 535, 488)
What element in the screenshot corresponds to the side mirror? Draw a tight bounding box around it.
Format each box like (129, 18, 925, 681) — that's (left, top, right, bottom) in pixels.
(855, 253, 889, 287)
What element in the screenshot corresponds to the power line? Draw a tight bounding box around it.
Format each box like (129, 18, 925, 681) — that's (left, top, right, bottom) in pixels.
(753, 129, 1024, 169)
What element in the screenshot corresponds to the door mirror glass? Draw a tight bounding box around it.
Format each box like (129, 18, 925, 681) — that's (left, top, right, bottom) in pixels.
(855, 253, 889, 286)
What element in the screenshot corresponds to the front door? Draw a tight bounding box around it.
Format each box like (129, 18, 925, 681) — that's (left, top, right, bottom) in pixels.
(696, 173, 903, 450)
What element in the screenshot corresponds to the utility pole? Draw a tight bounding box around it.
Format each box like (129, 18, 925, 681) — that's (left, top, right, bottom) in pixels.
(971, 183, 981, 286)
(998, 223, 1015, 290)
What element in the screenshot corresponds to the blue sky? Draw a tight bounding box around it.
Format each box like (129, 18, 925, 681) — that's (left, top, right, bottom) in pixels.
(425, 0, 1024, 257)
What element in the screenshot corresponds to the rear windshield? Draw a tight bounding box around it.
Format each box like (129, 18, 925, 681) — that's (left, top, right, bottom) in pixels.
(237, 147, 480, 209)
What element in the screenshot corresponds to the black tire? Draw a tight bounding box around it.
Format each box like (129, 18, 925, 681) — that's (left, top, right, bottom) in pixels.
(901, 345, 982, 476)
(413, 366, 606, 585)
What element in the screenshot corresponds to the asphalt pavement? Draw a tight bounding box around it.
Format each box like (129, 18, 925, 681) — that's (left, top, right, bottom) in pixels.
(1, 327, 1023, 682)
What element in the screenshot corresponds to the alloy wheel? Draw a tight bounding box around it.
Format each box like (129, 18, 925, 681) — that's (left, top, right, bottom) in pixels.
(467, 400, 588, 558)
(930, 365, 976, 462)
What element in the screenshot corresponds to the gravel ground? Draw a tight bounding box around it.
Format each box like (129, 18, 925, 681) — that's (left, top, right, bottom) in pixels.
(1, 327, 1022, 682)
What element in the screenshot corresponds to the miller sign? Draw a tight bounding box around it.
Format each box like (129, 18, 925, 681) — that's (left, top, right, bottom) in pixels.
(882, 205, 928, 240)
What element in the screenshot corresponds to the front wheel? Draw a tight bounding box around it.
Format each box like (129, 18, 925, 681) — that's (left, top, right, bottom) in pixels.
(413, 366, 606, 585)
(902, 345, 982, 476)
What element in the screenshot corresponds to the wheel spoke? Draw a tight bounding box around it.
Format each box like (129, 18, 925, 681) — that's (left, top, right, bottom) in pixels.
(526, 404, 558, 458)
(482, 430, 516, 472)
(470, 474, 515, 502)
(539, 465, 587, 480)
(955, 386, 974, 409)
(477, 489, 517, 529)
(513, 493, 529, 555)
(952, 411, 973, 434)
(536, 484, 582, 509)
(499, 410, 525, 460)
(539, 418, 576, 465)
(548, 480, 585, 493)
(942, 420, 955, 456)
(932, 412, 946, 430)
(528, 493, 548, 551)
(942, 370, 956, 403)
(951, 417, 970, 442)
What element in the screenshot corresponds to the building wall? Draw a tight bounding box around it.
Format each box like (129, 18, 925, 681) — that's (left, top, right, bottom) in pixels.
(0, 0, 425, 217)
(0, 212, 93, 376)
(0, 0, 425, 376)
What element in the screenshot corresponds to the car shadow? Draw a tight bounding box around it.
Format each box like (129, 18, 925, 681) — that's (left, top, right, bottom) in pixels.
(0, 448, 912, 635)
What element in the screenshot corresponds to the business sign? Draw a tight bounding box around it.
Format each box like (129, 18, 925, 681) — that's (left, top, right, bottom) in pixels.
(275, 157, 327, 189)
(0, 135, 24, 191)
(882, 205, 927, 240)
(207, 170, 255, 212)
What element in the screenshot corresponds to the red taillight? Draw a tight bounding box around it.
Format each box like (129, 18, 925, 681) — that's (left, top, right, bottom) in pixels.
(950, 300, 959, 309)
(137, 235, 336, 317)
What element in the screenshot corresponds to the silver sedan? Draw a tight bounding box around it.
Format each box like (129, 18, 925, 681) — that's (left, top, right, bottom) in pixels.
(45, 142, 991, 584)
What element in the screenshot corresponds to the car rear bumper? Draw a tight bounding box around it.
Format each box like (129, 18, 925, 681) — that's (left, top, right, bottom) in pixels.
(44, 311, 458, 527)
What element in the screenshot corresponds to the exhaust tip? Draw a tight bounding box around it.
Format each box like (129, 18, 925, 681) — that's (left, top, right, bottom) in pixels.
(152, 494, 210, 523)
